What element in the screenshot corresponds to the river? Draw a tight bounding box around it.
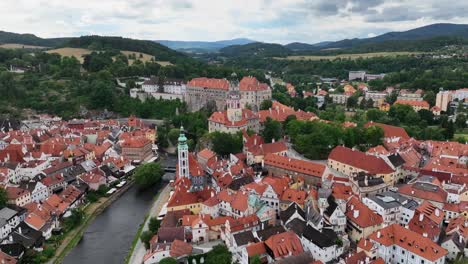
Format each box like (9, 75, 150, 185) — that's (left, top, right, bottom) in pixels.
(63, 154, 176, 264)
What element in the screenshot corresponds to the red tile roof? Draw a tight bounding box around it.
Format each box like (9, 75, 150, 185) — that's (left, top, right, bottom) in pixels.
(246, 242, 267, 257)
(170, 239, 192, 257)
(239, 77, 270, 91)
(364, 122, 410, 140)
(264, 154, 326, 178)
(368, 224, 447, 262)
(346, 196, 383, 228)
(187, 78, 229, 90)
(208, 109, 258, 127)
(264, 231, 304, 259)
(395, 99, 430, 108)
(329, 146, 394, 174)
(281, 188, 307, 206)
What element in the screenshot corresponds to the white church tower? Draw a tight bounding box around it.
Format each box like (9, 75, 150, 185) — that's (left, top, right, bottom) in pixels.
(226, 73, 242, 123)
(177, 126, 189, 179)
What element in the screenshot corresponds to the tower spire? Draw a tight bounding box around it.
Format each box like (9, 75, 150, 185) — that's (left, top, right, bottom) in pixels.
(177, 126, 189, 179)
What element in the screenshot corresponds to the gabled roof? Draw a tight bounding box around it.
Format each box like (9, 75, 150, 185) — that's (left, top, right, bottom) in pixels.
(280, 203, 305, 224)
(234, 231, 257, 246)
(346, 196, 383, 228)
(264, 154, 325, 178)
(302, 225, 338, 248)
(264, 231, 304, 259)
(364, 121, 410, 140)
(368, 224, 447, 262)
(329, 146, 394, 174)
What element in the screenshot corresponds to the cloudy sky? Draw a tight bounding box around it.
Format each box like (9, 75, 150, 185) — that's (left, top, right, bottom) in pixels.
(1, 0, 467, 44)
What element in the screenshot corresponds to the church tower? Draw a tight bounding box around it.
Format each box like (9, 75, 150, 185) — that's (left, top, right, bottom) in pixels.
(177, 126, 189, 179)
(227, 72, 242, 122)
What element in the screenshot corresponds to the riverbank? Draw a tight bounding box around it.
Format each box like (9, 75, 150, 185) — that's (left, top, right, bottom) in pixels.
(127, 183, 171, 264)
(48, 180, 135, 264)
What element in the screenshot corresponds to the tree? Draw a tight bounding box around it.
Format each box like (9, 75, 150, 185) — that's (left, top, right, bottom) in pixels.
(159, 257, 177, 264)
(0, 188, 7, 209)
(260, 99, 272, 110)
(148, 217, 161, 233)
(205, 245, 232, 264)
(445, 121, 455, 139)
(140, 230, 154, 249)
(262, 117, 283, 143)
(455, 114, 467, 129)
(423, 91, 436, 107)
(134, 163, 164, 189)
(211, 132, 242, 156)
(167, 128, 180, 146)
(347, 96, 358, 108)
(63, 208, 84, 229)
(250, 255, 262, 264)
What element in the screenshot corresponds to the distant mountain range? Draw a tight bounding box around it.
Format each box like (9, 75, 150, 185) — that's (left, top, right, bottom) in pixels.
(1, 23, 467, 57)
(155, 38, 255, 52)
(284, 23, 468, 51)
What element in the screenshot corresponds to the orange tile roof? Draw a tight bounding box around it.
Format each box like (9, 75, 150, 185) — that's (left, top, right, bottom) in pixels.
(0, 250, 16, 264)
(395, 99, 430, 108)
(281, 188, 307, 206)
(368, 224, 447, 261)
(364, 122, 410, 140)
(170, 239, 192, 257)
(239, 77, 270, 91)
(329, 146, 394, 174)
(246, 242, 267, 257)
(208, 109, 258, 127)
(346, 196, 383, 228)
(264, 154, 325, 178)
(198, 148, 216, 160)
(264, 231, 304, 259)
(187, 77, 229, 90)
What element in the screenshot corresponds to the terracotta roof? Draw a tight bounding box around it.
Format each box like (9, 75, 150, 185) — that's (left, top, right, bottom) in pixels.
(264, 154, 325, 178)
(198, 148, 216, 160)
(208, 109, 258, 127)
(258, 102, 317, 123)
(121, 136, 151, 148)
(264, 231, 304, 259)
(0, 250, 16, 264)
(170, 239, 192, 257)
(329, 146, 394, 174)
(368, 224, 447, 262)
(187, 77, 229, 90)
(246, 242, 267, 257)
(281, 188, 307, 206)
(6, 186, 29, 200)
(395, 99, 430, 108)
(239, 77, 270, 91)
(346, 196, 383, 228)
(364, 122, 410, 140)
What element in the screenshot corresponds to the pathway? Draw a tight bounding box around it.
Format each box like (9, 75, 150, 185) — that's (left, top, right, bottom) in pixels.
(128, 184, 171, 264)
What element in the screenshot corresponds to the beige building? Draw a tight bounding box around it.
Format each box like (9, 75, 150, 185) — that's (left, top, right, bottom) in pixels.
(436, 90, 452, 112)
(186, 76, 271, 112)
(121, 136, 153, 161)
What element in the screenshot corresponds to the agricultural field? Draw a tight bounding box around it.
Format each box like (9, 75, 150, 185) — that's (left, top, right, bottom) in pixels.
(280, 51, 422, 61)
(46, 48, 93, 63)
(46, 48, 172, 66)
(0, 43, 47, 49)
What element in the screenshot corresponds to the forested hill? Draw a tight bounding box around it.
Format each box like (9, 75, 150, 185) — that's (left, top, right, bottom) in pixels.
(63, 36, 191, 63)
(0, 30, 69, 47)
(219, 42, 292, 57)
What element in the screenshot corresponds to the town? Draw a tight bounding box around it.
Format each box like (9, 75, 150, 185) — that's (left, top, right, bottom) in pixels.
(124, 74, 466, 264)
(0, 7, 467, 264)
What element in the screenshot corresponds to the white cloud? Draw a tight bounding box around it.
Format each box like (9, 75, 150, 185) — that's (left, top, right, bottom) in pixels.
(0, 0, 467, 44)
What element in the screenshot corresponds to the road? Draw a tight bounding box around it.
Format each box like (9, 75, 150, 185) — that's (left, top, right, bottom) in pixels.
(128, 184, 171, 264)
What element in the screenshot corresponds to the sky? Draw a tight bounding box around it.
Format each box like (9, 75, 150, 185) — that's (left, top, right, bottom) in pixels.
(0, 0, 467, 44)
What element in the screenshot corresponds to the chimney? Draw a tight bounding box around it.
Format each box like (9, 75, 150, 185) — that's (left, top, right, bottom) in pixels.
(18, 227, 22, 234)
(353, 209, 360, 218)
(377, 231, 381, 238)
(435, 209, 440, 217)
(422, 233, 428, 238)
(8, 235, 12, 242)
(419, 214, 424, 222)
